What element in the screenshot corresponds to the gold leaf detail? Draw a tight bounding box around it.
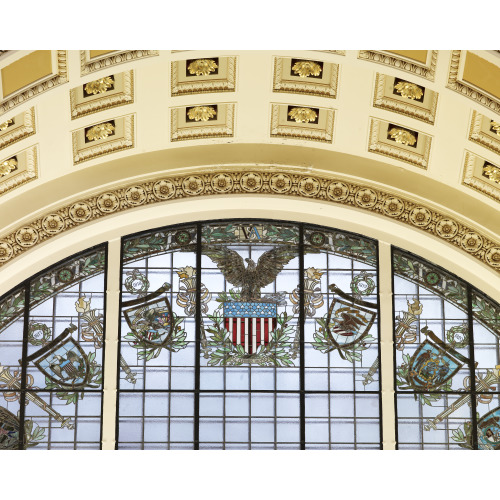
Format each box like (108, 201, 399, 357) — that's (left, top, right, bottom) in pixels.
(291, 60, 322, 78)
(86, 122, 115, 141)
(187, 106, 217, 122)
(483, 164, 500, 184)
(491, 121, 500, 136)
(393, 81, 423, 100)
(388, 127, 417, 146)
(0, 158, 17, 176)
(187, 59, 218, 76)
(0, 119, 13, 131)
(84, 76, 114, 95)
(288, 107, 318, 123)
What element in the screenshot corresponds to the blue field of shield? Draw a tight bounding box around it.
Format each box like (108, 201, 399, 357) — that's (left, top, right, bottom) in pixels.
(40, 338, 85, 384)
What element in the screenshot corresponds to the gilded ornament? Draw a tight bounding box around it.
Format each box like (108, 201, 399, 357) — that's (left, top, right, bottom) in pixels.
(355, 188, 378, 208)
(211, 173, 233, 193)
(182, 176, 204, 195)
(125, 186, 147, 206)
(187, 59, 218, 76)
(291, 60, 322, 78)
(383, 196, 404, 217)
(298, 177, 320, 196)
(485, 247, 500, 268)
(153, 180, 176, 200)
(436, 219, 459, 239)
(288, 107, 318, 123)
(97, 193, 120, 213)
(41, 214, 65, 235)
(0, 242, 13, 262)
(393, 81, 423, 100)
(270, 173, 292, 193)
(409, 207, 432, 227)
(491, 121, 500, 136)
(388, 127, 417, 146)
(240, 172, 262, 192)
(483, 164, 500, 184)
(0, 158, 17, 177)
(0, 119, 13, 131)
(84, 76, 114, 95)
(69, 202, 92, 223)
(326, 181, 349, 202)
(187, 106, 217, 122)
(86, 122, 115, 141)
(461, 232, 483, 253)
(15, 227, 39, 248)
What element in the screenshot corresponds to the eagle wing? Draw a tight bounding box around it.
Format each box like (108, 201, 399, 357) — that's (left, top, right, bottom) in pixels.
(253, 246, 299, 289)
(201, 246, 246, 287)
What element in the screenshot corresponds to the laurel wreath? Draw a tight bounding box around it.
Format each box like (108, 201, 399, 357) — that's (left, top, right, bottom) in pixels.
(312, 314, 374, 363)
(44, 351, 102, 405)
(204, 296, 298, 367)
(123, 312, 188, 361)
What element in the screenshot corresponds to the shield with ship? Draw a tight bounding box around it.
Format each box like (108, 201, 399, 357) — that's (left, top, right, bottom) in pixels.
(0, 406, 20, 450)
(478, 407, 500, 450)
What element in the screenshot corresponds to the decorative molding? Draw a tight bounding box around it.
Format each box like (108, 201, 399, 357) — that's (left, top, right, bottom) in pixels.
(171, 104, 234, 141)
(273, 57, 339, 98)
(171, 56, 236, 96)
(0, 51, 67, 117)
(0, 144, 38, 196)
(80, 50, 158, 76)
(72, 114, 134, 164)
(315, 51, 346, 56)
(70, 70, 134, 119)
(368, 118, 432, 169)
(271, 103, 334, 143)
(0, 167, 499, 273)
(447, 51, 500, 116)
(469, 110, 500, 155)
(373, 73, 438, 125)
(0, 107, 35, 150)
(359, 50, 437, 81)
(462, 151, 500, 203)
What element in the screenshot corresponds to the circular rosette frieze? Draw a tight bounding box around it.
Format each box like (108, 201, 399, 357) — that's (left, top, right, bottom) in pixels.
(461, 232, 483, 253)
(0, 241, 13, 262)
(270, 174, 292, 194)
(41, 214, 65, 235)
(211, 173, 234, 193)
(326, 181, 349, 202)
(383, 196, 405, 217)
(409, 207, 432, 227)
(485, 247, 500, 268)
(15, 226, 39, 247)
(125, 186, 147, 206)
(239, 172, 262, 192)
(298, 177, 320, 197)
(97, 193, 120, 213)
(69, 202, 92, 223)
(182, 176, 205, 196)
(435, 218, 459, 240)
(153, 180, 176, 200)
(355, 188, 378, 208)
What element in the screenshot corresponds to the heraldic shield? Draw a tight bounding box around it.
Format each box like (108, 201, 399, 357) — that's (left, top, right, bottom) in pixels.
(25, 324, 94, 389)
(478, 406, 500, 450)
(406, 328, 469, 391)
(0, 406, 21, 450)
(122, 285, 174, 348)
(223, 301, 277, 355)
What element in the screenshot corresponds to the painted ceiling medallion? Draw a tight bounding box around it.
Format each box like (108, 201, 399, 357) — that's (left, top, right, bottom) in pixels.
(393, 80, 423, 100)
(491, 121, 500, 136)
(0, 119, 13, 131)
(288, 107, 318, 123)
(84, 76, 114, 95)
(291, 60, 322, 78)
(483, 163, 500, 184)
(86, 122, 115, 141)
(187, 106, 217, 122)
(187, 59, 218, 76)
(0, 158, 17, 177)
(388, 127, 417, 146)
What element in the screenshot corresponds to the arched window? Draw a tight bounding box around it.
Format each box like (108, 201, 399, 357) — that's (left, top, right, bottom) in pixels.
(1, 219, 498, 450)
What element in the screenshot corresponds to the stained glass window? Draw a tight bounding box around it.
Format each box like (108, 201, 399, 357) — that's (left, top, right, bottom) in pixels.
(0, 245, 107, 449)
(116, 221, 381, 449)
(393, 248, 500, 450)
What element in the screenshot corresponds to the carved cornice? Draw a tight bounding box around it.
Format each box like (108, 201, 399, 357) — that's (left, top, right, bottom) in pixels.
(0, 144, 37, 196)
(0, 167, 499, 273)
(80, 50, 158, 76)
(469, 110, 500, 155)
(0, 107, 35, 150)
(463, 151, 500, 203)
(359, 50, 437, 81)
(0, 51, 68, 117)
(447, 51, 500, 116)
(70, 70, 134, 119)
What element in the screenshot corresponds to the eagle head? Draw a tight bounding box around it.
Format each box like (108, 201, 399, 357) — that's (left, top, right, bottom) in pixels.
(245, 258, 256, 269)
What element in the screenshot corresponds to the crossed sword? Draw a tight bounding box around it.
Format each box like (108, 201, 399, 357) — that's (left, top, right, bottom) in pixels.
(424, 367, 500, 431)
(0, 364, 74, 429)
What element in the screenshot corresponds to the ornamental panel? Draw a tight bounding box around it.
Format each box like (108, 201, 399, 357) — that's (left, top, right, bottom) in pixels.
(0, 144, 38, 197)
(0, 107, 36, 151)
